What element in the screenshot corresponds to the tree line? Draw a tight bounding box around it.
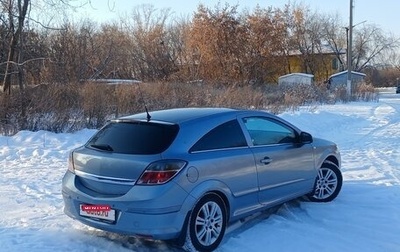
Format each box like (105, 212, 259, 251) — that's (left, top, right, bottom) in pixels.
(0, 1, 382, 133)
(1, 1, 399, 92)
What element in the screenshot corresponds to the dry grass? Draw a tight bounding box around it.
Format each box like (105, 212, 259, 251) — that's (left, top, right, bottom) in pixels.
(0, 81, 378, 134)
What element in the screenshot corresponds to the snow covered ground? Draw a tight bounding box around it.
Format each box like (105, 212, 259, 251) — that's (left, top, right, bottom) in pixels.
(1, 88, 399, 252)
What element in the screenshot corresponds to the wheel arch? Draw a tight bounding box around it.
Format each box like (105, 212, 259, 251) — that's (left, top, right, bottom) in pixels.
(174, 180, 233, 246)
(183, 190, 229, 251)
(207, 190, 231, 222)
(324, 155, 340, 168)
(308, 159, 343, 202)
(187, 180, 233, 222)
(174, 189, 230, 247)
(315, 150, 341, 170)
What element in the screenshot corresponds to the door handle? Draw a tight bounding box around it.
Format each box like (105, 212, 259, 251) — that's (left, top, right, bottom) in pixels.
(260, 157, 272, 165)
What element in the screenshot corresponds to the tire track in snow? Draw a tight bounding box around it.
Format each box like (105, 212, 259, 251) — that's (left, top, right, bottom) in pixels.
(340, 93, 400, 186)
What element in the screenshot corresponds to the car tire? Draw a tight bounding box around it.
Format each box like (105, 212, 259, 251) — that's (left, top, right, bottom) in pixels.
(307, 162, 343, 202)
(183, 193, 227, 252)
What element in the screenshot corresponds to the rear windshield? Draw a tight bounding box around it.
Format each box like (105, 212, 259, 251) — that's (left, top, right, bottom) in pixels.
(87, 121, 179, 154)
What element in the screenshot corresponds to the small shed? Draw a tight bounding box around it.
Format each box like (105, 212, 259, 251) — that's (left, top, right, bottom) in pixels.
(328, 71, 366, 89)
(278, 73, 314, 86)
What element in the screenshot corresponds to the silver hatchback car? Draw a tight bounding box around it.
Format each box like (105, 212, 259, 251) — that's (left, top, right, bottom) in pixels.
(62, 107, 342, 251)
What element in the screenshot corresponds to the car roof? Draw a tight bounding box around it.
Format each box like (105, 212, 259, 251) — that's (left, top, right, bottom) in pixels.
(119, 107, 240, 124)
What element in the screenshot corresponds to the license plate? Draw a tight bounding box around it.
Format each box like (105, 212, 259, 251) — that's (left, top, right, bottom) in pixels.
(79, 204, 116, 222)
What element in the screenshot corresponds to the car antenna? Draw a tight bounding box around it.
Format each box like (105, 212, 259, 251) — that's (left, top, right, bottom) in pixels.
(135, 80, 151, 122)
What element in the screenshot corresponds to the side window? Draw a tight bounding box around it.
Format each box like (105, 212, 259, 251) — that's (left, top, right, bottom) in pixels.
(190, 120, 247, 152)
(243, 117, 296, 146)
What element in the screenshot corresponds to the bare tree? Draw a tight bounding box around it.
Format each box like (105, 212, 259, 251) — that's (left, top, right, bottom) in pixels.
(1, 0, 91, 92)
(188, 3, 248, 83)
(321, 13, 347, 71)
(282, 4, 337, 80)
(119, 4, 176, 81)
(244, 6, 288, 83)
(352, 24, 399, 71)
(165, 16, 191, 81)
(380, 47, 400, 72)
(44, 20, 99, 84)
(1, 0, 29, 93)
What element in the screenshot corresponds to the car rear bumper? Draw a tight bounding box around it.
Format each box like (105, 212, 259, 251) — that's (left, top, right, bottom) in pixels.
(62, 171, 195, 240)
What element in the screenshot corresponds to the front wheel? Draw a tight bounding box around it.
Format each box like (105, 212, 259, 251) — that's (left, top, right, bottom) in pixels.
(184, 193, 227, 252)
(307, 162, 343, 202)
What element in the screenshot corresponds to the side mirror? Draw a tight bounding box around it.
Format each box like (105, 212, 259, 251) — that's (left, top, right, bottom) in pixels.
(300, 132, 313, 144)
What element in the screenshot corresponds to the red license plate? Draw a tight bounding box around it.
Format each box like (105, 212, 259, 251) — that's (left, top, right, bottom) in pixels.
(79, 204, 115, 221)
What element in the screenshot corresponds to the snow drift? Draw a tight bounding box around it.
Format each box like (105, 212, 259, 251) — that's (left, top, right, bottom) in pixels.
(0, 88, 399, 251)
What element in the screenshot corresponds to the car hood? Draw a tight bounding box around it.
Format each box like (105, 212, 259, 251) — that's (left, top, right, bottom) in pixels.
(312, 137, 337, 147)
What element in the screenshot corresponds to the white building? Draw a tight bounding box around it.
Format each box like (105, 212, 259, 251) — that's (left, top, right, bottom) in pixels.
(278, 73, 314, 86)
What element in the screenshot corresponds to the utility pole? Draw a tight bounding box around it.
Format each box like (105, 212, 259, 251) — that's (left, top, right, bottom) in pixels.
(346, 0, 354, 97)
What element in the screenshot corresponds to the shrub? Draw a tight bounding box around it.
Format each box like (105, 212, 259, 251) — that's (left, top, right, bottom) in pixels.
(0, 81, 378, 135)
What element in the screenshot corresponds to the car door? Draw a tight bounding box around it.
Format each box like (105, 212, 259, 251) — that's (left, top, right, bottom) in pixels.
(188, 119, 261, 217)
(240, 116, 315, 206)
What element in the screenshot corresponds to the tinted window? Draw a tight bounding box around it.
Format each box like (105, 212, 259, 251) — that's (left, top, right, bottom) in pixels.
(190, 120, 247, 152)
(87, 122, 179, 154)
(243, 117, 296, 145)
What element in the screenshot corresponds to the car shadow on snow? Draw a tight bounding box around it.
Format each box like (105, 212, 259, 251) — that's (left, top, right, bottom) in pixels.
(78, 228, 184, 251)
(77, 200, 308, 251)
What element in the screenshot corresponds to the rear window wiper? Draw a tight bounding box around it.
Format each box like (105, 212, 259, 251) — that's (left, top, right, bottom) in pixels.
(89, 144, 114, 152)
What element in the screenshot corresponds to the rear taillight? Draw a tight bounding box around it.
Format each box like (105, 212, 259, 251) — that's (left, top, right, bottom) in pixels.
(68, 152, 75, 173)
(137, 160, 187, 185)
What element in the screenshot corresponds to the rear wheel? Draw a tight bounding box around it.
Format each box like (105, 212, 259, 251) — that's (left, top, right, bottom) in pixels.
(184, 193, 227, 252)
(308, 162, 342, 202)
